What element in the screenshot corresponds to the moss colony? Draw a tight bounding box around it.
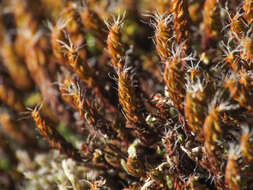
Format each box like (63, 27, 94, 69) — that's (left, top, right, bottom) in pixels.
(0, 0, 253, 189)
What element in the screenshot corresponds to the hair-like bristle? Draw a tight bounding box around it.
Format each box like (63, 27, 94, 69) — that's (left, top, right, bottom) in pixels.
(152, 12, 173, 62)
(51, 19, 70, 63)
(163, 43, 193, 111)
(106, 13, 127, 70)
(118, 65, 140, 124)
(57, 34, 91, 82)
